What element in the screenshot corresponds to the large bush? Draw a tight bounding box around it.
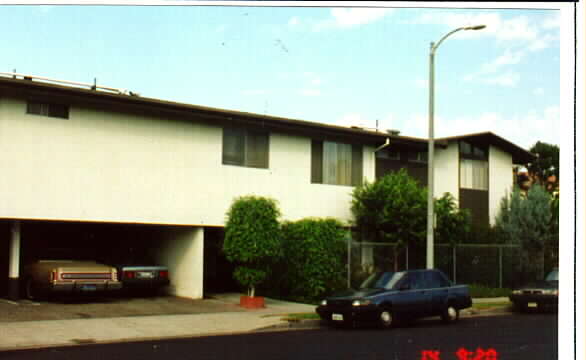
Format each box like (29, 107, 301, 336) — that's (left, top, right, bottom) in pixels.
(351, 169, 427, 245)
(281, 218, 347, 301)
(223, 196, 282, 297)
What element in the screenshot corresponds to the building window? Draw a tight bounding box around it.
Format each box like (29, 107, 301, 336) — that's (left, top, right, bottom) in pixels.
(407, 151, 428, 163)
(460, 158, 488, 190)
(460, 141, 487, 160)
(375, 148, 400, 160)
(26, 101, 69, 119)
(311, 140, 362, 186)
(222, 128, 269, 169)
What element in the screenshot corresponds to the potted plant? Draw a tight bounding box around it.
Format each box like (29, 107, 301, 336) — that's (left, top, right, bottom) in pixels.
(223, 195, 282, 309)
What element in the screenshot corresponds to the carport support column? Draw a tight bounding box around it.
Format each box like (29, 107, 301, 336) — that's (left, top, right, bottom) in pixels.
(8, 221, 21, 300)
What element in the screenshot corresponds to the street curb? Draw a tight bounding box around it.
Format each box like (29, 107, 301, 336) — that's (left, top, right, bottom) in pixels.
(257, 306, 513, 332)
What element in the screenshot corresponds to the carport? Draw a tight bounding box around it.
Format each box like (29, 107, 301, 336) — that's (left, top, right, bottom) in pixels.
(1, 219, 206, 301)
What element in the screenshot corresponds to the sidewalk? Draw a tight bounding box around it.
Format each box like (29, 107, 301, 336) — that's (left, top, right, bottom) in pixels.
(0, 295, 510, 352)
(0, 294, 315, 351)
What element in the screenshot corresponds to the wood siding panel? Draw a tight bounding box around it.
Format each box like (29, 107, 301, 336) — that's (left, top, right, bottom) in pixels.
(459, 188, 489, 229)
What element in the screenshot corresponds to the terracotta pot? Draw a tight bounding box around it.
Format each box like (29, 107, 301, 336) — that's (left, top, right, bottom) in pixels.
(240, 295, 265, 309)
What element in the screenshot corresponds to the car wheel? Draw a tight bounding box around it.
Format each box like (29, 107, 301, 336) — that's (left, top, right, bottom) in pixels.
(441, 304, 460, 323)
(379, 309, 395, 329)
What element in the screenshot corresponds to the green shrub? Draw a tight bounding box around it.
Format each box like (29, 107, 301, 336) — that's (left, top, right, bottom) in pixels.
(223, 195, 283, 297)
(281, 218, 347, 301)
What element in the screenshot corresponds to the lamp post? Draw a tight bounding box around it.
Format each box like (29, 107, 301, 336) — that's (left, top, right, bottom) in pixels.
(426, 25, 486, 270)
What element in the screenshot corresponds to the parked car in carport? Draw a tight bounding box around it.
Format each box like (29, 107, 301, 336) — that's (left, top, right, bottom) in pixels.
(97, 247, 170, 295)
(316, 269, 472, 328)
(509, 268, 558, 312)
(23, 255, 122, 300)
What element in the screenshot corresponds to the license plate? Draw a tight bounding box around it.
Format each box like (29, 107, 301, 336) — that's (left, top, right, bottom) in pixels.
(137, 271, 155, 279)
(528, 302, 538, 308)
(332, 314, 344, 321)
(80, 285, 97, 291)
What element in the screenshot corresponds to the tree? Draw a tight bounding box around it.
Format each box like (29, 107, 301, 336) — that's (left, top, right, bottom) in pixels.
(434, 193, 471, 246)
(527, 141, 559, 193)
(281, 218, 347, 301)
(494, 185, 553, 281)
(223, 196, 282, 297)
(351, 169, 427, 271)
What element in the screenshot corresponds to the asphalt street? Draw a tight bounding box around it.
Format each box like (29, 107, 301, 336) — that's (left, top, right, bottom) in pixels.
(0, 313, 557, 360)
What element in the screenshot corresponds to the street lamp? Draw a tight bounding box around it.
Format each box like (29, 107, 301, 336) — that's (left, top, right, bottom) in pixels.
(426, 24, 486, 270)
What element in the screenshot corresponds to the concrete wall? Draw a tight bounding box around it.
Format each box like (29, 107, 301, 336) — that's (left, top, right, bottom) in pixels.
(434, 142, 459, 201)
(489, 145, 513, 225)
(0, 96, 376, 226)
(154, 226, 203, 299)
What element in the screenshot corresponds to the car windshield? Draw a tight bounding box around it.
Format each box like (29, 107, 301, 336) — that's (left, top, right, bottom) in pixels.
(545, 269, 559, 281)
(360, 272, 405, 290)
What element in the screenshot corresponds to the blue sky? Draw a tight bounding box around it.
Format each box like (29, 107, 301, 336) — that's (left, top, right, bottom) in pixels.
(0, 3, 566, 149)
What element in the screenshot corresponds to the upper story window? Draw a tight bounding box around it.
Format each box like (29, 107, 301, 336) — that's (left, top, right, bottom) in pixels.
(460, 159, 488, 191)
(26, 101, 69, 119)
(311, 140, 363, 186)
(222, 127, 269, 169)
(459, 141, 487, 160)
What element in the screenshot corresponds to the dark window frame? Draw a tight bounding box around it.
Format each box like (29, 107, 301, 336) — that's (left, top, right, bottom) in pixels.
(26, 101, 69, 119)
(407, 151, 428, 164)
(459, 140, 488, 161)
(222, 127, 270, 169)
(311, 139, 363, 187)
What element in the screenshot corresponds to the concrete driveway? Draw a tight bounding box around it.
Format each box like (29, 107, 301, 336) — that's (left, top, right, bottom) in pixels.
(0, 293, 251, 323)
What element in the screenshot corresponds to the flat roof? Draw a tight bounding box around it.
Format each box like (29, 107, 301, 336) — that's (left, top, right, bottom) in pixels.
(0, 75, 431, 149)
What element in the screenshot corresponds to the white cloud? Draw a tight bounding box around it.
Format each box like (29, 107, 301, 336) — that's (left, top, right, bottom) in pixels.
(410, 11, 557, 52)
(313, 8, 393, 31)
(400, 107, 560, 149)
(242, 89, 268, 96)
(542, 13, 560, 30)
(533, 87, 545, 96)
(300, 89, 321, 97)
(38, 5, 53, 13)
(496, 16, 538, 42)
(311, 78, 322, 86)
(415, 78, 427, 90)
(528, 33, 558, 52)
(480, 49, 525, 73)
(288, 17, 299, 26)
(482, 72, 520, 87)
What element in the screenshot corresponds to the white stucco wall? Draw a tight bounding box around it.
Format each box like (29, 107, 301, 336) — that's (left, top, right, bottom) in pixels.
(489, 145, 513, 225)
(434, 141, 459, 201)
(154, 226, 203, 299)
(0, 97, 376, 226)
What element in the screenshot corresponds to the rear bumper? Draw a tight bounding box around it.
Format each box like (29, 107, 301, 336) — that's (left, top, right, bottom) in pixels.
(122, 278, 170, 288)
(509, 294, 558, 306)
(50, 281, 122, 293)
(316, 305, 381, 324)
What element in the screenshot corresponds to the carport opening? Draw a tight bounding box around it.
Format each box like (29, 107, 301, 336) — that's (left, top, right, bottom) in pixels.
(9, 220, 195, 298)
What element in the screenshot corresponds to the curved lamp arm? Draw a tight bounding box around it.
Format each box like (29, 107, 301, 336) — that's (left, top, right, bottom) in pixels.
(431, 25, 486, 54)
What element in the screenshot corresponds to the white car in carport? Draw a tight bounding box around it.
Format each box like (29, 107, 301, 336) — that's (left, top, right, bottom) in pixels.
(24, 259, 122, 300)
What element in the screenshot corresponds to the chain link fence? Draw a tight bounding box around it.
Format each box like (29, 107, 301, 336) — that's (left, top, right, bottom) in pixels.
(346, 240, 557, 289)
